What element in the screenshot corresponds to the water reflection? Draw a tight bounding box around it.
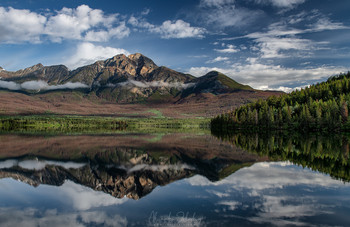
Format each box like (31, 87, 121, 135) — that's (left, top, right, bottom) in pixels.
(0, 133, 266, 199)
(212, 131, 350, 181)
(0, 132, 349, 226)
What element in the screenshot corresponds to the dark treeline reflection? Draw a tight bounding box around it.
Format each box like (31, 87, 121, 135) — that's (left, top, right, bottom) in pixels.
(212, 130, 350, 182)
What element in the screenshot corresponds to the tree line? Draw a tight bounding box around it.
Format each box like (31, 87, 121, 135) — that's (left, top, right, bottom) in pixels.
(211, 72, 350, 132)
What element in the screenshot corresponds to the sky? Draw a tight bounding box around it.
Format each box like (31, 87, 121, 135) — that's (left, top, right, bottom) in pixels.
(0, 0, 349, 92)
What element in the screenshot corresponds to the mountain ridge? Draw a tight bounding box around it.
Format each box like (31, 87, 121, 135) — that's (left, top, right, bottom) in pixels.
(0, 53, 254, 103)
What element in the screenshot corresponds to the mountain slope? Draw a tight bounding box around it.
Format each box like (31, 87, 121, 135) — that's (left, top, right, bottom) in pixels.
(182, 71, 253, 98)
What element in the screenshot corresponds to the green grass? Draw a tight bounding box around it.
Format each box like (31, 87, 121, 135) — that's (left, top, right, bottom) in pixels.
(0, 114, 211, 135)
(217, 73, 253, 91)
(146, 109, 165, 118)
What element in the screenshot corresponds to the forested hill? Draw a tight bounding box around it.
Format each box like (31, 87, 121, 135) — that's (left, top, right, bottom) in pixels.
(211, 72, 350, 132)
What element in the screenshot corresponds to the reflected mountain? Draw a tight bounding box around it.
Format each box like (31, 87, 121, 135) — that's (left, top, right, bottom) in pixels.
(0, 133, 268, 199)
(212, 131, 350, 182)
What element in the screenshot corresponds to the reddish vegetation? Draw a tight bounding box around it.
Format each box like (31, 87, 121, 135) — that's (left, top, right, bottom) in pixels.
(0, 90, 282, 118)
(0, 133, 269, 163)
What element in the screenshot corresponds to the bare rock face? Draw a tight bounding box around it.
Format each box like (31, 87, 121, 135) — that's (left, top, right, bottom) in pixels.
(128, 53, 157, 77)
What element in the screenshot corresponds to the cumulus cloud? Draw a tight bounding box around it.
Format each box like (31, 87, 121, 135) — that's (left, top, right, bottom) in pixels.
(0, 5, 130, 43)
(152, 20, 206, 39)
(214, 44, 239, 53)
(116, 79, 195, 89)
(206, 56, 229, 64)
(129, 17, 206, 39)
(66, 42, 130, 69)
(0, 7, 46, 43)
(0, 79, 88, 91)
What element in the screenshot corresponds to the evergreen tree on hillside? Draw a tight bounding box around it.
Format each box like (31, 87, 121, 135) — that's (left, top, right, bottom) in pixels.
(211, 72, 350, 132)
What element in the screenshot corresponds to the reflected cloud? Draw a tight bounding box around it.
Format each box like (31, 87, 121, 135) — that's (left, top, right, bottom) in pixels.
(0, 159, 87, 171)
(187, 161, 350, 226)
(0, 208, 127, 227)
(126, 164, 195, 174)
(187, 162, 345, 189)
(59, 181, 128, 210)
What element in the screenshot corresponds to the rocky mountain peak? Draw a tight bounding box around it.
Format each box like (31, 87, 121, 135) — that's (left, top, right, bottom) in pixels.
(18, 63, 44, 73)
(128, 53, 157, 77)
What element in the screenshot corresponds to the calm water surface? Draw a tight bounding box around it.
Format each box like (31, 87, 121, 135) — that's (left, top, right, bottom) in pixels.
(0, 133, 349, 226)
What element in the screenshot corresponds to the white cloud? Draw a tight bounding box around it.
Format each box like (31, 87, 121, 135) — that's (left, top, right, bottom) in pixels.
(253, 0, 306, 9)
(153, 20, 206, 39)
(214, 44, 238, 53)
(200, 0, 236, 8)
(256, 85, 309, 93)
(206, 56, 229, 63)
(0, 80, 21, 90)
(241, 13, 350, 59)
(0, 7, 46, 43)
(311, 17, 349, 31)
(0, 5, 130, 44)
(84, 22, 130, 42)
(66, 42, 130, 69)
(197, 0, 262, 28)
(187, 61, 346, 91)
(0, 79, 88, 91)
(129, 17, 206, 39)
(116, 79, 195, 89)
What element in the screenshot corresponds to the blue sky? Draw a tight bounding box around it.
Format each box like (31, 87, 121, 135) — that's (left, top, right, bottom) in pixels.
(0, 0, 349, 92)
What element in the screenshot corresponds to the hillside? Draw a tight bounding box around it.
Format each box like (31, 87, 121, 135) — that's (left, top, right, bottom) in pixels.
(0, 53, 282, 117)
(211, 71, 350, 132)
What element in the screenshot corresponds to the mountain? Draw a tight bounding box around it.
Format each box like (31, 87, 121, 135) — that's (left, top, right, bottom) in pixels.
(0, 53, 282, 117)
(181, 71, 253, 98)
(0, 63, 70, 84)
(0, 53, 254, 103)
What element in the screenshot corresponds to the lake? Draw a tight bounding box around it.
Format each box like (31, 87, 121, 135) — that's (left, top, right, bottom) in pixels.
(0, 132, 349, 226)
